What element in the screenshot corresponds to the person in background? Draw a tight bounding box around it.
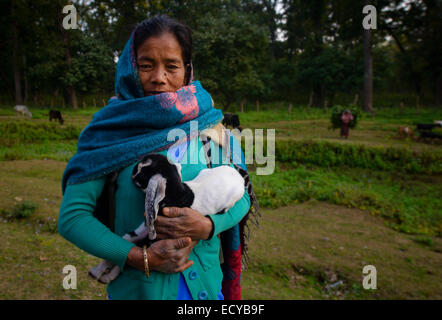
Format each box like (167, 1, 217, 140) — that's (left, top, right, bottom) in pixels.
(340, 109, 354, 139)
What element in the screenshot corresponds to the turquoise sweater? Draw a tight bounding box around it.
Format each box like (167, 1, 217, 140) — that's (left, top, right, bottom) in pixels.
(58, 137, 250, 300)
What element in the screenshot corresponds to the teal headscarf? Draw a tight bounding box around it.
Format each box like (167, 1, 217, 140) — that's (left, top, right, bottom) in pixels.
(62, 33, 223, 193)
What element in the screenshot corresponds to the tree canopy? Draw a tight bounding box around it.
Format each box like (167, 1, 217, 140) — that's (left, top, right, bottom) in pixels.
(1, 0, 440, 109)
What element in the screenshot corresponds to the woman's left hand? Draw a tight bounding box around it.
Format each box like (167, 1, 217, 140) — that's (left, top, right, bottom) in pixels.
(154, 207, 213, 241)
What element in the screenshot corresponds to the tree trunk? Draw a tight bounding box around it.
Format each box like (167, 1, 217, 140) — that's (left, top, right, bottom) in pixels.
(67, 86, 78, 109)
(363, 4, 375, 115)
(58, 9, 78, 109)
(11, 1, 23, 105)
(22, 55, 28, 104)
(352, 93, 359, 106)
(308, 90, 313, 108)
(312, 84, 325, 108)
(434, 73, 441, 108)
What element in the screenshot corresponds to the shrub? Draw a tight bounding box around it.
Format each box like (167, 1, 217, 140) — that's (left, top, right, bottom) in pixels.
(3, 201, 38, 219)
(0, 120, 81, 147)
(244, 139, 442, 174)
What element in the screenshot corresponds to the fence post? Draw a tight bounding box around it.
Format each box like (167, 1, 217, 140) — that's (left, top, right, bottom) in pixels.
(352, 93, 359, 105)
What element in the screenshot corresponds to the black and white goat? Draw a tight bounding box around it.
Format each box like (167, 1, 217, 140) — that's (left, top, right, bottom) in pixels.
(89, 153, 245, 283)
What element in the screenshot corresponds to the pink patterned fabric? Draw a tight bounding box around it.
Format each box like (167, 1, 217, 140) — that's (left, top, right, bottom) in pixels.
(341, 112, 354, 124)
(156, 84, 199, 123)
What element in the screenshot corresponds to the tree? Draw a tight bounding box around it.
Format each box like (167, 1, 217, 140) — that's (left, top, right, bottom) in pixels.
(296, 46, 362, 107)
(193, 10, 269, 110)
(363, 0, 375, 114)
(381, 0, 442, 107)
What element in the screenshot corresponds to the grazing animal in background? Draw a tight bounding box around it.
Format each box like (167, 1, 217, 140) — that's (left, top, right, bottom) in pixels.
(49, 110, 64, 125)
(13, 105, 32, 118)
(398, 126, 414, 139)
(89, 153, 245, 283)
(222, 113, 242, 132)
(434, 120, 442, 127)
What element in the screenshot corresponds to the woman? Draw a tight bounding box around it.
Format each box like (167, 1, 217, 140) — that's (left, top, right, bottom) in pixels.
(340, 109, 354, 139)
(58, 15, 258, 300)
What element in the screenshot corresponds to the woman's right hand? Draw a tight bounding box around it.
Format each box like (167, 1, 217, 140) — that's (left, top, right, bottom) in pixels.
(149, 237, 197, 273)
(126, 237, 197, 274)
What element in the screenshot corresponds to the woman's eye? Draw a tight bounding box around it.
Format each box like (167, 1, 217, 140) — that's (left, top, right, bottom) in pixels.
(167, 65, 179, 70)
(139, 64, 152, 70)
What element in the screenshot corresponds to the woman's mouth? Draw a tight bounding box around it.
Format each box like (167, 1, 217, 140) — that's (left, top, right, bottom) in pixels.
(146, 91, 166, 96)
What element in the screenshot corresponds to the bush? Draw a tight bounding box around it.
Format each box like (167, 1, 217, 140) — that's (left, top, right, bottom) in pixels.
(0, 120, 81, 147)
(3, 201, 38, 219)
(245, 139, 442, 174)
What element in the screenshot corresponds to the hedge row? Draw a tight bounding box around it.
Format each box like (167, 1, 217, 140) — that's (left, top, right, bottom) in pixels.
(0, 120, 81, 146)
(248, 139, 442, 174)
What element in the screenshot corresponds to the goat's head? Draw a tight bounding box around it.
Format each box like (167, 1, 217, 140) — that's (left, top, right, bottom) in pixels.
(132, 153, 182, 190)
(131, 153, 185, 240)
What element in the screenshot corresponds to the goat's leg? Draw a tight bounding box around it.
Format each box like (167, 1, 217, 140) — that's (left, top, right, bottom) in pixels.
(89, 260, 115, 280)
(97, 265, 122, 284)
(88, 221, 148, 283)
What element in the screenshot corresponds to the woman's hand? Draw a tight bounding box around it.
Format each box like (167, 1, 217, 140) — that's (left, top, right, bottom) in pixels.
(126, 237, 196, 274)
(154, 207, 213, 241)
(149, 237, 197, 273)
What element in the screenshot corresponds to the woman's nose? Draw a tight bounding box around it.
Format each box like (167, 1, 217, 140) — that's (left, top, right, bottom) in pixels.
(151, 66, 167, 84)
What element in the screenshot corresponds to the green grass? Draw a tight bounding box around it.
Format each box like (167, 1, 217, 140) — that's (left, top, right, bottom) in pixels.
(0, 104, 441, 299)
(233, 106, 442, 125)
(270, 139, 442, 174)
(0, 120, 81, 145)
(250, 163, 442, 236)
(0, 140, 77, 161)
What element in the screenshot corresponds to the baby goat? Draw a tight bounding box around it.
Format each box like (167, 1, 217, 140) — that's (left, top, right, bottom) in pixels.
(89, 153, 245, 283)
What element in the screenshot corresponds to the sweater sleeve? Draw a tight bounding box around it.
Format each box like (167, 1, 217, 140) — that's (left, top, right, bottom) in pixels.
(205, 141, 251, 239)
(58, 179, 136, 270)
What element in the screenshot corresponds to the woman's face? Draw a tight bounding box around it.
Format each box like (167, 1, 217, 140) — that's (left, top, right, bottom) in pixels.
(136, 32, 187, 96)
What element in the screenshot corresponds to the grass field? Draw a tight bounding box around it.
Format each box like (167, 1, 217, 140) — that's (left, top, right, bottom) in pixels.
(0, 105, 441, 299)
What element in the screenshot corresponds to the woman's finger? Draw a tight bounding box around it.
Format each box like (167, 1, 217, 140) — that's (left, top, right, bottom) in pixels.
(173, 237, 192, 249)
(162, 207, 183, 217)
(176, 260, 194, 273)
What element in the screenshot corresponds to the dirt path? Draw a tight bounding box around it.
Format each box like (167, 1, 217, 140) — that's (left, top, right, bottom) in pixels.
(243, 201, 442, 299)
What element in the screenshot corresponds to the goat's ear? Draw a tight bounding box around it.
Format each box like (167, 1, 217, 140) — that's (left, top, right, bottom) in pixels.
(144, 174, 167, 240)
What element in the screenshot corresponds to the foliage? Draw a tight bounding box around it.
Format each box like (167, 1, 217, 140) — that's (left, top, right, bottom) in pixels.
(247, 139, 442, 175)
(193, 10, 269, 110)
(63, 35, 116, 94)
(330, 105, 361, 129)
(249, 163, 442, 236)
(1, 0, 441, 108)
(0, 120, 81, 146)
(296, 47, 363, 100)
(2, 201, 38, 219)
